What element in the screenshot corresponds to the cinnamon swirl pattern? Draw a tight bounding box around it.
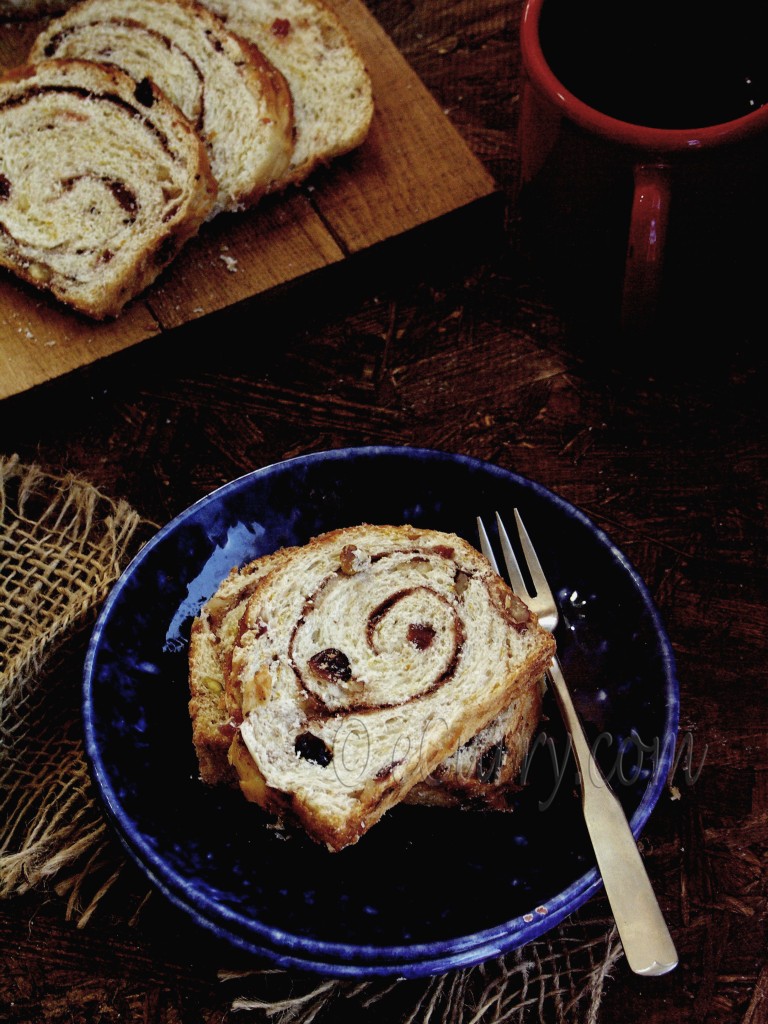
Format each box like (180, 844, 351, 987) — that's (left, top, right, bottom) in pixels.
(30, 0, 295, 214)
(0, 59, 216, 318)
(189, 524, 555, 852)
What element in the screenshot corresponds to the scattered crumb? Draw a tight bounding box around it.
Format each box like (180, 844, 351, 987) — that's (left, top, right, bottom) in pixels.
(220, 254, 238, 273)
(193, 306, 204, 314)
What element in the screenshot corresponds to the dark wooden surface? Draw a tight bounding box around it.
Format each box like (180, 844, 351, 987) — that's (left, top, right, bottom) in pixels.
(1, 1, 767, 1021)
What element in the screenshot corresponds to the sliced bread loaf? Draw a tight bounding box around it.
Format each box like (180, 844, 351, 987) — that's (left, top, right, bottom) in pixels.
(30, 0, 295, 215)
(0, 58, 216, 318)
(198, 523, 554, 851)
(200, 0, 373, 186)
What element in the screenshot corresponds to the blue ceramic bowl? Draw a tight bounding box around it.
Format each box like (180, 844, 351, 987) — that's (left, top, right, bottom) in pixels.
(83, 446, 679, 976)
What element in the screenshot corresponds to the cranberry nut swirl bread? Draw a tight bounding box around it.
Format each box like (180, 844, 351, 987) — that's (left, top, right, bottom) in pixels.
(30, 0, 295, 215)
(189, 545, 545, 811)
(0, 59, 216, 318)
(188, 524, 555, 852)
(201, 0, 374, 187)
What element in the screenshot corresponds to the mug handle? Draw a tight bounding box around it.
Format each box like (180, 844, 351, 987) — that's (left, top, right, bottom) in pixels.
(621, 162, 672, 335)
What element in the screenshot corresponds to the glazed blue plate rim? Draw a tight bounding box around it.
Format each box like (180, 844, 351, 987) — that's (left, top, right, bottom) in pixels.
(83, 444, 679, 975)
(112, 817, 609, 977)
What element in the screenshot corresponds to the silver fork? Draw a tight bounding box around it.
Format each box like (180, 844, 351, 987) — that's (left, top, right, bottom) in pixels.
(477, 509, 678, 977)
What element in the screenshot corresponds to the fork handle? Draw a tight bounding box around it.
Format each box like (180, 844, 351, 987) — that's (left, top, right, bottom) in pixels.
(547, 657, 678, 976)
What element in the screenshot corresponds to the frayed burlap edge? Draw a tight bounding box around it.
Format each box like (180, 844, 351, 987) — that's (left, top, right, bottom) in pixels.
(0, 453, 154, 920)
(218, 911, 622, 1024)
(0, 454, 624, 1021)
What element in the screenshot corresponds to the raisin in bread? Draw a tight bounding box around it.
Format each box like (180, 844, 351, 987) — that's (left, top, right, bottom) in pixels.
(190, 524, 555, 852)
(0, 59, 216, 318)
(30, 0, 295, 216)
(200, 0, 373, 187)
(189, 542, 545, 812)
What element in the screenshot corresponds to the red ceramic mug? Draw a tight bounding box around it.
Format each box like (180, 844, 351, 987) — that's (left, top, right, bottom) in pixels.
(517, 0, 768, 338)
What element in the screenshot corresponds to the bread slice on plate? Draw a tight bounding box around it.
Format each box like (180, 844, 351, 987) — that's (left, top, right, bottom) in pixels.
(200, 0, 374, 187)
(188, 524, 555, 852)
(0, 58, 216, 318)
(189, 545, 545, 810)
(30, 0, 295, 215)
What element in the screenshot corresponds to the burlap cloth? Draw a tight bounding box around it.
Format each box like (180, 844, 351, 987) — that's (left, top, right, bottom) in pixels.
(0, 454, 622, 1022)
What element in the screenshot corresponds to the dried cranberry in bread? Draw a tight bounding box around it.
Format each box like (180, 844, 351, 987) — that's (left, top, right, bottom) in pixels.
(30, 0, 295, 215)
(0, 59, 216, 318)
(219, 524, 554, 851)
(201, 0, 373, 187)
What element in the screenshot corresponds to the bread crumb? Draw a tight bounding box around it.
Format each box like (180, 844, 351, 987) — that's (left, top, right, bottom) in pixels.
(220, 254, 238, 273)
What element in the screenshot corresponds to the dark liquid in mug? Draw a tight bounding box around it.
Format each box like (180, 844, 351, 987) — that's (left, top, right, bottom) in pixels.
(539, 0, 768, 128)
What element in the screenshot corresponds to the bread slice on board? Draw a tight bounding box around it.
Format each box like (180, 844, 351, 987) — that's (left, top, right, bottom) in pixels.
(30, 0, 295, 215)
(200, 0, 374, 187)
(189, 524, 555, 852)
(0, 58, 216, 318)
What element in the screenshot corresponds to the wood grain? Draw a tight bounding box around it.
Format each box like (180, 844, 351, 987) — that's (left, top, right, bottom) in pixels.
(0, 0, 497, 399)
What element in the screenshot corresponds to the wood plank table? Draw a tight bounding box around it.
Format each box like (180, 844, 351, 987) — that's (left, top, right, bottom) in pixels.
(1, 1, 766, 1022)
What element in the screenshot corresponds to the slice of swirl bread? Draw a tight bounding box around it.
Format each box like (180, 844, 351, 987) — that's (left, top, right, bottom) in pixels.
(0, 59, 216, 318)
(190, 523, 555, 852)
(200, 0, 373, 187)
(189, 544, 544, 812)
(30, 0, 295, 216)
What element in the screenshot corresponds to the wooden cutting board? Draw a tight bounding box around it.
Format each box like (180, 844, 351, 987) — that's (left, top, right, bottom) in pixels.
(0, 1, 499, 401)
